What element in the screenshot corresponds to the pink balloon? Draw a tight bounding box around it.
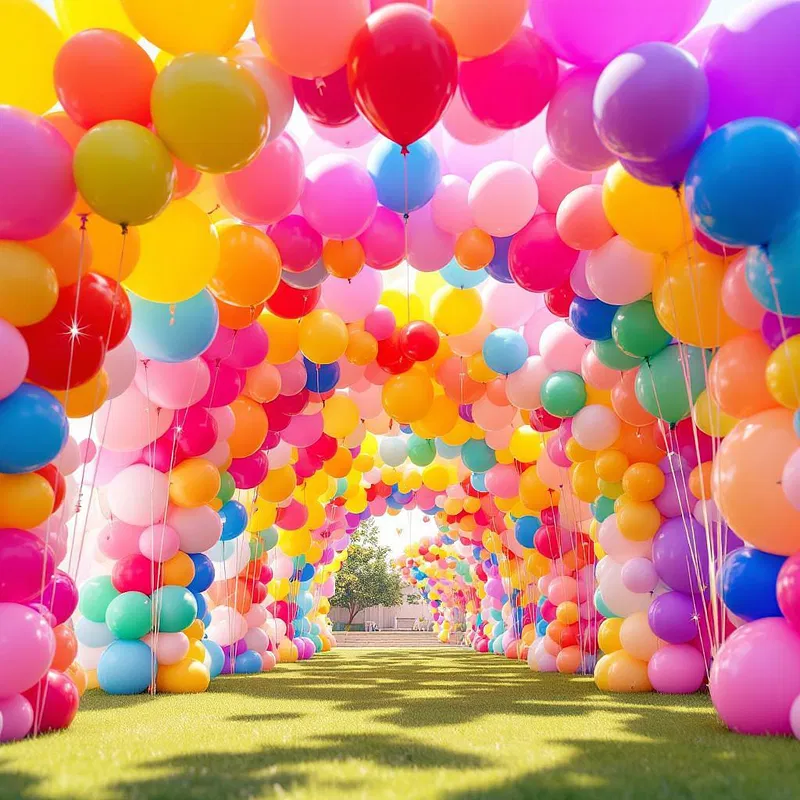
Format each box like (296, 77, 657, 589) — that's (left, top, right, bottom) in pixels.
(442, 88, 504, 145)
(523, 306, 560, 354)
(236, 54, 294, 143)
(485, 463, 520, 498)
(569, 252, 595, 300)
(86, 446, 141, 487)
(139, 523, 180, 562)
(472, 396, 515, 431)
(468, 162, 538, 237)
(0, 108, 76, 240)
(598, 515, 652, 563)
(322, 267, 382, 323)
(301, 155, 377, 239)
(721, 254, 764, 330)
(134, 357, 210, 410)
(282, 412, 323, 447)
(556, 185, 615, 250)
(547, 435, 572, 468)
(209, 406, 236, 440)
(581, 346, 620, 390)
(103, 337, 138, 399)
(505, 356, 551, 410)
(96, 385, 174, 452)
(0, 605, 54, 697)
(408, 202, 455, 272)
(268, 215, 322, 273)
(215, 133, 304, 225)
(97, 519, 143, 560)
(510, 214, 579, 293)
(484, 425, 513, 451)
(585, 236, 654, 305)
(431, 175, 473, 235)
(167, 505, 223, 553)
(621, 557, 659, 593)
(277, 499, 308, 531)
(144, 631, 190, 666)
(483, 282, 540, 329)
(442, 129, 515, 183)
(572, 404, 621, 450)
(533, 145, 592, 214)
(0, 694, 34, 742)
(229, 451, 269, 489)
(53, 436, 80, 476)
(364, 306, 396, 340)
(276, 359, 307, 396)
(0, 320, 28, 400)
(648, 643, 706, 694)
(357, 206, 405, 270)
(539, 320, 589, 372)
(336, 358, 365, 389)
(782, 449, 800, 511)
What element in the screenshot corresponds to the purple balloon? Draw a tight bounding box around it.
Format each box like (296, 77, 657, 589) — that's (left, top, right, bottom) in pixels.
(38, 569, 79, 626)
(652, 516, 710, 594)
(761, 311, 800, 349)
(648, 590, 699, 644)
(653, 472, 686, 518)
(620, 130, 704, 188)
(704, 0, 800, 130)
(594, 43, 708, 164)
(459, 403, 474, 422)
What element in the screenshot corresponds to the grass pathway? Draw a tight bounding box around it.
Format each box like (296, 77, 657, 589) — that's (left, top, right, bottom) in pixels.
(1, 648, 797, 799)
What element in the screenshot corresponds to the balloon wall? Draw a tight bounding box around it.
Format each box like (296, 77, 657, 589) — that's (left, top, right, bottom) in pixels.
(1, 0, 800, 743)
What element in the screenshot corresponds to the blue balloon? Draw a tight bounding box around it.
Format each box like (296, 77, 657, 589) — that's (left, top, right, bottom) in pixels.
(719, 547, 786, 621)
(441, 259, 487, 288)
(0, 384, 68, 474)
(515, 516, 541, 549)
(303, 357, 340, 392)
(482, 328, 528, 375)
(234, 650, 263, 674)
(75, 618, 114, 648)
(536, 618, 549, 636)
(686, 118, 800, 247)
(219, 500, 247, 541)
(748, 225, 800, 315)
(201, 610, 212, 628)
(368, 138, 440, 213)
(129, 289, 219, 363)
(295, 617, 312, 635)
(193, 591, 208, 620)
(299, 563, 315, 582)
(399, 424, 413, 434)
(461, 438, 496, 473)
(569, 297, 619, 341)
(435, 439, 461, 459)
(486, 236, 514, 283)
(203, 639, 225, 678)
(97, 640, 154, 695)
(794, 410, 800, 438)
(187, 553, 215, 593)
(470, 471, 487, 492)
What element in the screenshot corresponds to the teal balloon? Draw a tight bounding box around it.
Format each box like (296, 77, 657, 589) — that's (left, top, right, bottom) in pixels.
(440, 259, 487, 288)
(407, 435, 436, 467)
(216, 471, 236, 503)
(249, 538, 265, 560)
(105, 591, 152, 640)
(461, 438, 496, 472)
(612, 299, 671, 358)
(593, 338, 643, 371)
(635, 344, 711, 423)
(595, 589, 619, 621)
(592, 495, 615, 522)
(435, 439, 461, 459)
(152, 586, 197, 632)
(78, 576, 119, 623)
(335, 477, 348, 497)
(258, 526, 279, 550)
(540, 371, 587, 418)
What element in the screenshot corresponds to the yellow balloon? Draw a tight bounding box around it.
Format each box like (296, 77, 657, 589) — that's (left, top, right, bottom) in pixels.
(299, 309, 348, 365)
(322, 393, 360, 439)
(571, 460, 600, 503)
(259, 464, 296, 503)
(466, 353, 497, 383)
(258, 312, 299, 364)
(595, 449, 629, 483)
(279, 528, 312, 557)
(565, 438, 595, 463)
(597, 618, 623, 654)
(0, 242, 59, 326)
(121, 0, 253, 55)
(353, 453, 374, 472)
(441, 417, 473, 447)
(0, 0, 63, 113)
(382, 367, 434, 424)
(766, 335, 800, 409)
(602, 163, 689, 255)
(597, 479, 624, 500)
(422, 464, 449, 492)
(380, 289, 424, 326)
(269, 578, 290, 601)
(73, 121, 175, 227)
(124, 199, 220, 303)
(431, 286, 482, 335)
(169, 458, 221, 508)
(56, 0, 139, 38)
(0, 472, 54, 529)
(693, 389, 739, 436)
(247, 501, 276, 532)
(509, 426, 543, 463)
(52, 370, 109, 419)
(152, 54, 268, 173)
(414, 271, 446, 308)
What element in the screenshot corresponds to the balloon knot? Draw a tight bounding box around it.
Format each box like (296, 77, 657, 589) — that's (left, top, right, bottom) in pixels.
(120, 223, 129, 235)
(400, 146, 410, 155)
(403, 213, 409, 221)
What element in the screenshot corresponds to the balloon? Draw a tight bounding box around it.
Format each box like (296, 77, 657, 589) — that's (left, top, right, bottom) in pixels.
(483, 330, 528, 376)
(540, 371, 587, 418)
(686, 118, 800, 247)
(509, 214, 579, 293)
(442, 87, 504, 146)
(720, 548, 785, 622)
(399, 321, 439, 363)
(299, 310, 349, 365)
(233, 53, 293, 144)
(0, 243, 59, 328)
(556, 186, 614, 251)
(368, 139, 440, 214)
(572, 405, 621, 451)
(211, 223, 281, 307)
(505, 357, 551, 410)
(322, 240, 365, 280)
(293, 67, 358, 128)
(460, 29, 557, 131)
(0, 108, 76, 241)
(348, 5, 458, 147)
(408, 203, 456, 273)
(612, 300, 671, 360)
(0, 694, 34, 742)
(152, 54, 268, 173)
(433, 0, 525, 59)
(0, 603, 55, 696)
(97, 639, 153, 694)
(358, 207, 405, 270)
(382, 368, 434, 424)
(778, 553, 800, 634)
(468, 162, 538, 237)
(568, 298, 617, 343)
(431, 287, 482, 336)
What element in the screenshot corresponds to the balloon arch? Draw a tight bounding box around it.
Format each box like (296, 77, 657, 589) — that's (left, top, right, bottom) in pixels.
(2, 0, 800, 743)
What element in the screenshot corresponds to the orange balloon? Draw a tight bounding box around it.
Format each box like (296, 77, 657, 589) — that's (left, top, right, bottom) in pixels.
(207, 578, 252, 614)
(216, 297, 265, 329)
(51, 623, 78, 672)
(324, 447, 353, 478)
(622, 462, 665, 502)
(708, 333, 777, 419)
(211, 222, 281, 307)
(68, 214, 141, 282)
(161, 551, 196, 586)
(689, 461, 713, 501)
(244, 361, 282, 403)
(169, 458, 221, 507)
(26, 222, 93, 286)
(611, 370, 655, 427)
(455, 227, 495, 271)
(613, 422, 666, 465)
(345, 329, 379, 366)
(44, 111, 86, 151)
(172, 157, 202, 199)
(603, 649, 652, 692)
(228, 396, 269, 458)
(436, 357, 486, 404)
(65, 662, 88, 696)
(323, 239, 364, 279)
(556, 644, 582, 674)
(713, 408, 800, 555)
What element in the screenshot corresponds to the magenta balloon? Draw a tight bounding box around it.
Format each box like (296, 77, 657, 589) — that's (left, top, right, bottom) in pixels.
(0, 108, 76, 240)
(442, 88, 504, 146)
(509, 214, 579, 293)
(282, 412, 324, 447)
(198, 363, 243, 407)
(143, 434, 182, 472)
(594, 43, 709, 163)
(37, 570, 78, 626)
(277, 499, 309, 531)
(459, 29, 558, 131)
(301, 155, 377, 239)
(293, 66, 358, 128)
(229, 451, 269, 489)
(648, 644, 707, 694)
(0, 604, 55, 696)
(357, 206, 405, 270)
(267, 215, 323, 273)
(704, 0, 800, 130)
(276, 359, 307, 396)
(364, 305, 396, 340)
(228, 322, 269, 369)
(530, 0, 710, 67)
(0, 529, 55, 604)
(174, 406, 218, 458)
(215, 133, 304, 225)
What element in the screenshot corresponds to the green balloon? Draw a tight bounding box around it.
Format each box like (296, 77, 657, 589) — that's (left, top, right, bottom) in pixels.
(249, 538, 265, 561)
(258, 526, 279, 550)
(153, 586, 197, 633)
(217, 471, 236, 503)
(593, 338, 642, 371)
(612, 300, 671, 358)
(593, 495, 615, 522)
(407, 435, 436, 467)
(106, 591, 152, 640)
(335, 477, 347, 498)
(78, 576, 119, 623)
(635, 344, 711, 423)
(540, 371, 587, 418)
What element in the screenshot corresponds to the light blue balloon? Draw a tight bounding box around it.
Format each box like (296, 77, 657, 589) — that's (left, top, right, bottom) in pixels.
(203, 640, 225, 678)
(747, 218, 800, 315)
(491, 636, 505, 655)
(234, 650, 263, 674)
(435, 439, 461, 459)
(75, 618, 115, 648)
(97, 640, 154, 695)
(686, 118, 800, 247)
(441, 259, 487, 288)
(206, 538, 243, 561)
(482, 328, 529, 375)
(470, 472, 487, 492)
(129, 289, 219, 363)
(367, 138, 440, 213)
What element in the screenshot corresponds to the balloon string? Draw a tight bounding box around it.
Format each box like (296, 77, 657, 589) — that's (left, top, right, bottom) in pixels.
(403, 149, 411, 324)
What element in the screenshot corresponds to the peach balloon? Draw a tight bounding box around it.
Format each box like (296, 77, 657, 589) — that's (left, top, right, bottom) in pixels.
(556, 185, 615, 251)
(581, 346, 621, 391)
(433, 0, 526, 59)
(612, 370, 656, 427)
(431, 174, 473, 235)
(721, 254, 765, 331)
(586, 236, 654, 305)
(505, 356, 551, 410)
(533, 145, 591, 213)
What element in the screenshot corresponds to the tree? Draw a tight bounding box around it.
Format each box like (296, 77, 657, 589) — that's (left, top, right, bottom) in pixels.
(331, 519, 404, 627)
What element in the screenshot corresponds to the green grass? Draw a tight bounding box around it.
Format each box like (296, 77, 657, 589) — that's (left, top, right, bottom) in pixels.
(1, 647, 798, 800)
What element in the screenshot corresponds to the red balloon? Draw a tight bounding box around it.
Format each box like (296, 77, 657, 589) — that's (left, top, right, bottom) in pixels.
(23, 669, 80, 734)
(308, 432, 338, 460)
(348, 6, 458, 148)
(545, 280, 576, 318)
(251, 580, 267, 604)
(112, 553, 163, 594)
(36, 464, 66, 513)
(399, 320, 439, 362)
(293, 67, 358, 128)
(376, 329, 414, 374)
(264, 280, 321, 319)
(59, 274, 132, 350)
(509, 213, 579, 294)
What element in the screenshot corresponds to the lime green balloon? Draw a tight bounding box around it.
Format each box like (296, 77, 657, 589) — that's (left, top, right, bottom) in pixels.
(635, 344, 711, 423)
(258, 526, 279, 550)
(217, 471, 236, 503)
(612, 300, 671, 358)
(106, 591, 152, 640)
(593, 338, 642, 371)
(78, 576, 119, 623)
(407, 435, 436, 467)
(152, 586, 197, 633)
(540, 371, 587, 418)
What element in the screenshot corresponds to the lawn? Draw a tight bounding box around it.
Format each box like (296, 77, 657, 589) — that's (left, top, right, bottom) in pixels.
(0, 647, 797, 800)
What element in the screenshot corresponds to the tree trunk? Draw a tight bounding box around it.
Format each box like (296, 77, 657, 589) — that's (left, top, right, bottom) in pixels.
(346, 607, 358, 631)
